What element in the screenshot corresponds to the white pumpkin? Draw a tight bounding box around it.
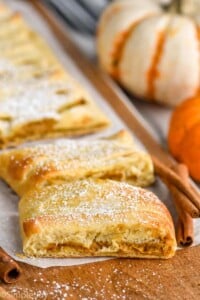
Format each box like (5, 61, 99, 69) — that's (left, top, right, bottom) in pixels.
(97, 0, 200, 106)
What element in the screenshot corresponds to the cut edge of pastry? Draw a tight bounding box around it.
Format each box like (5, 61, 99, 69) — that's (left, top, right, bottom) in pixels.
(21, 216, 176, 259)
(0, 98, 110, 149)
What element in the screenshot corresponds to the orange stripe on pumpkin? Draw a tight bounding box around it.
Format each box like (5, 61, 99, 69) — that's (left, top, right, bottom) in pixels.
(146, 31, 166, 99)
(196, 25, 200, 41)
(110, 13, 156, 79)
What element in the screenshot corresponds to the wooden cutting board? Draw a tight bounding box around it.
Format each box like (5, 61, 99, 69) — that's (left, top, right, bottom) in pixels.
(1, 1, 200, 299)
(1, 246, 200, 299)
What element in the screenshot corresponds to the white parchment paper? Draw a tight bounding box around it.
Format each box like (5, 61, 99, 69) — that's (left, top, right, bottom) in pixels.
(0, 0, 199, 268)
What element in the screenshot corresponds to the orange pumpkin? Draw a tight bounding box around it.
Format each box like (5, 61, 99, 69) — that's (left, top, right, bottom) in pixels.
(168, 96, 200, 181)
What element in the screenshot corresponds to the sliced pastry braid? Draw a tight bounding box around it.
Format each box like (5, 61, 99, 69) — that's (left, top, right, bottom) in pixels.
(0, 131, 154, 196)
(0, 2, 109, 148)
(19, 179, 176, 258)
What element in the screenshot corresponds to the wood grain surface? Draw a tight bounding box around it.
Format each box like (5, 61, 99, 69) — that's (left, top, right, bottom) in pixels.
(0, 1, 200, 299)
(1, 246, 200, 299)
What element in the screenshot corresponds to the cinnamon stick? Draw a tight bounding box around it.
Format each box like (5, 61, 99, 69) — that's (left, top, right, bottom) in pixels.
(0, 248, 22, 284)
(152, 157, 195, 245)
(168, 185, 199, 218)
(0, 287, 16, 300)
(171, 164, 194, 247)
(176, 215, 194, 247)
(152, 156, 200, 216)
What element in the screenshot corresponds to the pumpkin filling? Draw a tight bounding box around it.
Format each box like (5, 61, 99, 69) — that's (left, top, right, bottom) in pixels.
(44, 240, 168, 257)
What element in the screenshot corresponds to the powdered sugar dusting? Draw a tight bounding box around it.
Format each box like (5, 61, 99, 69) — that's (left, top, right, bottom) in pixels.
(4, 139, 153, 188)
(10, 139, 135, 168)
(0, 7, 108, 140)
(21, 179, 165, 226)
(0, 59, 78, 129)
(8, 262, 171, 299)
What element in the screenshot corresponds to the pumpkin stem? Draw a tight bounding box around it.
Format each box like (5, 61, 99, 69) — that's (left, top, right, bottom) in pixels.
(164, 0, 197, 16)
(161, 0, 182, 13)
(175, 0, 182, 13)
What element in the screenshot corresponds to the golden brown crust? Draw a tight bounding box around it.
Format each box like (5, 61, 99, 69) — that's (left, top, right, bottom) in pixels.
(19, 179, 176, 258)
(0, 131, 154, 196)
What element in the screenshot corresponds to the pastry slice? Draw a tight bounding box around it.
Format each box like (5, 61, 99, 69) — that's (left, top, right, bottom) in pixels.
(0, 62, 109, 148)
(19, 179, 176, 258)
(0, 5, 110, 148)
(0, 60, 109, 147)
(0, 131, 154, 196)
